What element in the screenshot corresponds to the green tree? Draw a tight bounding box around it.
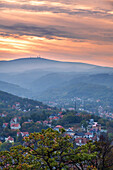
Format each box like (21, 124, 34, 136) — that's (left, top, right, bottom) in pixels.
(0, 129, 112, 170)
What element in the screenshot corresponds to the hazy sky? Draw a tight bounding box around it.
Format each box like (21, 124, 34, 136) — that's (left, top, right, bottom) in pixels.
(0, 0, 113, 66)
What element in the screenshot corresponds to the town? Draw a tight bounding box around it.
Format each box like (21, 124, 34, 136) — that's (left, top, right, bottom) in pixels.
(0, 101, 110, 148)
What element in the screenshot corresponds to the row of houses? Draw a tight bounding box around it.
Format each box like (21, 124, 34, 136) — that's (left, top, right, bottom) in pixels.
(2, 112, 105, 146)
(4, 131, 29, 143)
(53, 119, 103, 146)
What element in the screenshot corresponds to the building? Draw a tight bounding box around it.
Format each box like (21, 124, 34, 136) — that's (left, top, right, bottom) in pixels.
(10, 123, 21, 130)
(74, 132, 85, 139)
(5, 136, 14, 143)
(85, 132, 93, 139)
(75, 137, 89, 146)
(17, 132, 29, 137)
(2, 123, 8, 128)
(10, 117, 18, 124)
(54, 125, 64, 132)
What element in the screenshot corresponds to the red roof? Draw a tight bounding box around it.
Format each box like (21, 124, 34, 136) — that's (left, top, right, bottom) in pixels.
(90, 135, 97, 141)
(53, 116, 59, 120)
(17, 132, 29, 136)
(22, 132, 29, 136)
(55, 125, 63, 128)
(36, 121, 41, 124)
(17, 132, 21, 135)
(11, 117, 17, 122)
(67, 128, 73, 131)
(3, 123, 8, 126)
(75, 137, 89, 144)
(11, 123, 20, 127)
(7, 136, 14, 141)
(43, 120, 48, 124)
(85, 132, 93, 135)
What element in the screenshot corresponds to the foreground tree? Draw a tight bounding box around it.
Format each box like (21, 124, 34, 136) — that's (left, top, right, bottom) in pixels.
(0, 128, 112, 170)
(94, 135, 113, 170)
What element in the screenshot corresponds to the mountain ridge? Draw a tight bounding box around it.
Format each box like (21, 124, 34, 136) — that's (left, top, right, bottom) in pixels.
(0, 57, 113, 105)
(1, 57, 113, 74)
(0, 57, 111, 68)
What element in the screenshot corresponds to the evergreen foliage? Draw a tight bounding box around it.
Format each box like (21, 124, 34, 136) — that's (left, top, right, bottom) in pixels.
(0, 128, 112, 170)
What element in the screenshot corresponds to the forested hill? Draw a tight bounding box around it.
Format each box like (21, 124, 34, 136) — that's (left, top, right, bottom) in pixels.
(0, 80, 31, 98)
(0, 90, 48, 109)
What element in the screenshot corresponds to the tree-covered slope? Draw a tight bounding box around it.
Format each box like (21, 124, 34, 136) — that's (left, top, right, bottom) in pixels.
(37, 81, 113, 104)
(0, 80, 31, 98)
(0, 90, 46, 109)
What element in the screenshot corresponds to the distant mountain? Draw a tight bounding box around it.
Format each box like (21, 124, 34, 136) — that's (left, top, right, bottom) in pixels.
(37, 81, 113, 104)
(0, 70, 50, 88)
(30, 72, 75, 93)
(34, 73, 113, 105)
(0, 57, 113, 73)
(0, 57, 113, 103)
(0, 80, 31, 98)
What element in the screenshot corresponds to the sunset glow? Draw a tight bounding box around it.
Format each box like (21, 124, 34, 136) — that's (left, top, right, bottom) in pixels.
(0, 0, 113, 66)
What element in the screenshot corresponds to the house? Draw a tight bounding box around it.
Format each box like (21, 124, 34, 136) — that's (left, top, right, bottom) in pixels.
(67, 108, 75, 111)
(0, 113, 6, 117)
(36, 106, 40, 109)
(0, 136, 5, 142)
(74, 132, 85, 139)
(65, 128, 75, 137)
(59, 115, 63, 118)
(66, 128, 73, 132)
(89, 119, 94, 125)
(18, 117, 21, 121)
(12, 105, 16, 109)
(15, 102, 20, 107)
(10, 117, 18, 124)
(90, 135, 98, 142)
(58, 112, 63, 115)
(21, 132, 29, 137)
(36, 121, 41, 124)
(52, 116, 59, 121)
(43, 120, 51, 127)
(49, 114, 58, 120)
(2, 123, 8, 128)
(61, 108, 66, 112)
(75, 137, 89, 146)
(85, 132, 93, 139)
(17, 132, 21, 136)
(17, 132, 29, 137)
(10, 123, 21, 130)
(92, 122, 101, 131)
(28, 119, 33, 122)
(43, 120, 49, 125)
(54, 125, 64, 132)
(5, 136, 14, 143)
(23, 122, 31, 124)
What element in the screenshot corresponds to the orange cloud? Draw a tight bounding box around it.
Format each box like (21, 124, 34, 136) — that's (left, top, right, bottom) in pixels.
(0, 0, 113, 67)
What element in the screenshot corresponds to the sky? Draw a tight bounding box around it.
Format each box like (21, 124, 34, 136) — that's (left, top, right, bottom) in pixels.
(0, 0, 113, 66)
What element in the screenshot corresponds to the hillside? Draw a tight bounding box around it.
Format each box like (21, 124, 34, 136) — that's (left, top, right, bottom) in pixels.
(0, 58, 113, 105)
(0, 80, 32, 97)
(0, 90, 47, 109)
(0, 57, 113, 74)
(37, 81, 113, 102)
(32, 73, 113, 105)
(30, 72, 75, 93)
